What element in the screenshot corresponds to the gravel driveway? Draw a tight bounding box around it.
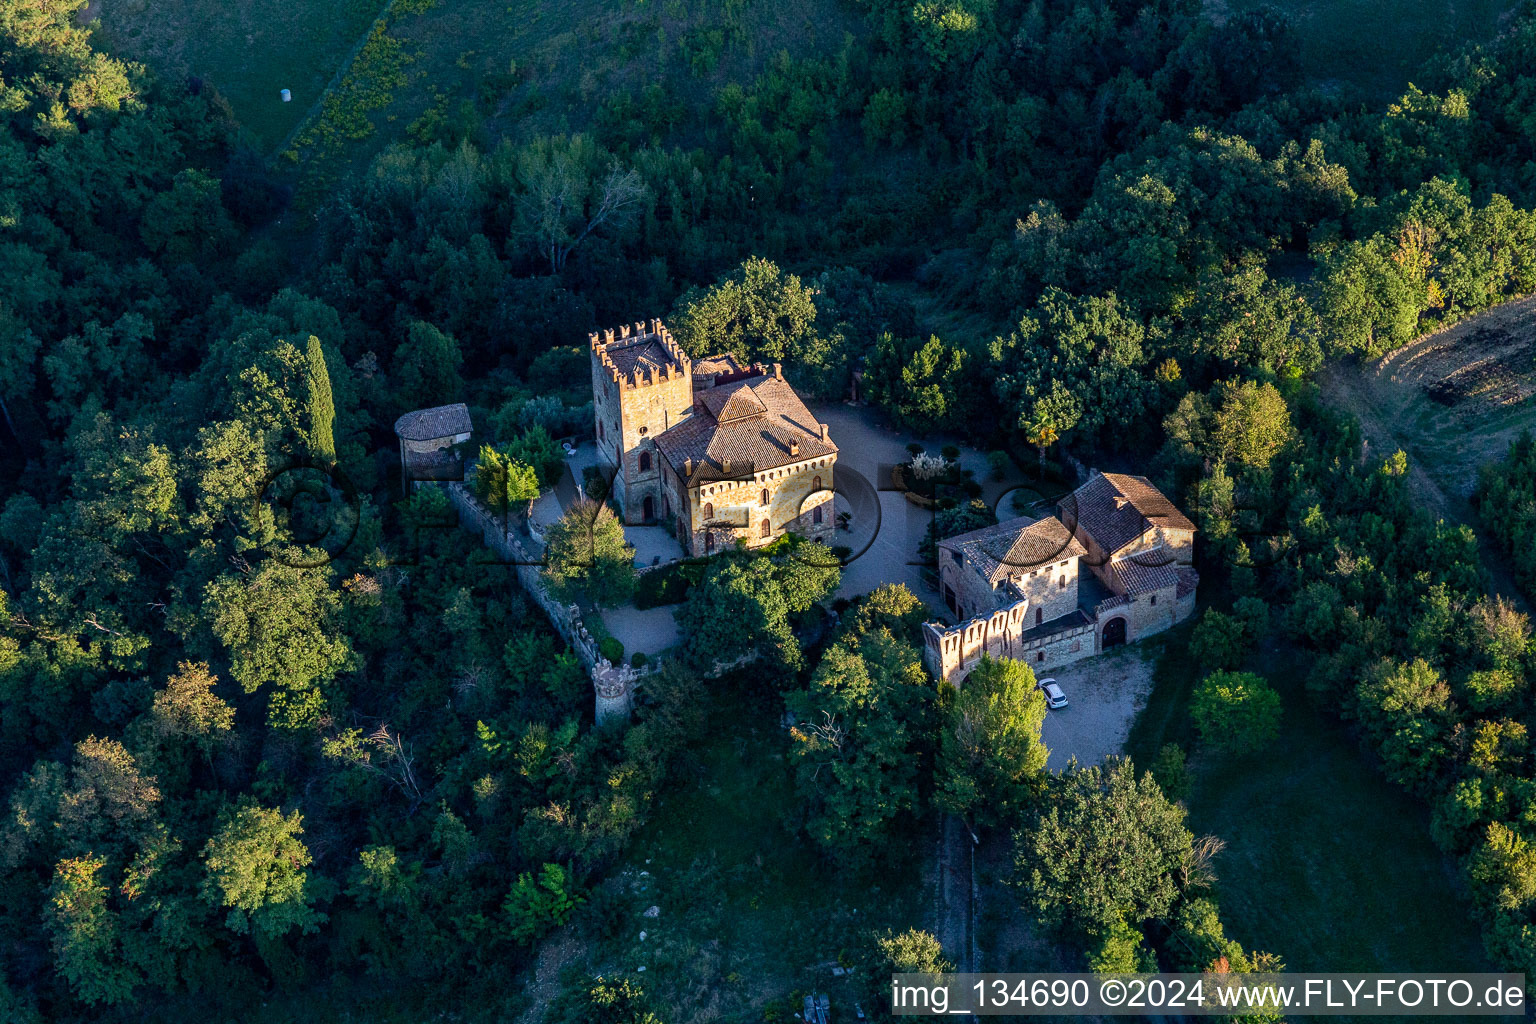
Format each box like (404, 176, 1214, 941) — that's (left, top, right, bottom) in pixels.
(1037, 644, 1157, 771)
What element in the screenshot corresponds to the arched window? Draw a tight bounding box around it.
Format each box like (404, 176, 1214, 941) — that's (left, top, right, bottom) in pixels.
(812, 475, 821, 492)
(1058, 576, 1066, 589)
(702, 502, 713, 521)
(1036, 652, 1044, 662)
(813, 505, 823, 524)
(639, 451, 651, 472)
(760, 487, 770, 506)
(760, 518, 771, 538)
(704, 532, 714, 553)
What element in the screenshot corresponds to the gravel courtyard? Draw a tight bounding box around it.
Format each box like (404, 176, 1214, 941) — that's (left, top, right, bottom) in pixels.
(1037, 644, 1158, 771)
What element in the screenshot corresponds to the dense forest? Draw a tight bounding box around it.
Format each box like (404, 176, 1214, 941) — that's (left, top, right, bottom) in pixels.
(7, 0, 1536, 1018)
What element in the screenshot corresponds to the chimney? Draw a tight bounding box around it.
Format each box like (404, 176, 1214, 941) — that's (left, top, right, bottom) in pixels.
(819, 423, 829, 441)
(1113, 496, 1130, 509)
(772, 362, 783, 380)
(790, 440, 800, 457)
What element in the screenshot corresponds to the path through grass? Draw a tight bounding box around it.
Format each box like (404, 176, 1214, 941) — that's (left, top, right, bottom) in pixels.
(95, 0, 385, 149)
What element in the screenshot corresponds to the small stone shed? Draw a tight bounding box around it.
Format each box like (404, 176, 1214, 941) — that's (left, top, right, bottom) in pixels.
(394, 403, 472, 491)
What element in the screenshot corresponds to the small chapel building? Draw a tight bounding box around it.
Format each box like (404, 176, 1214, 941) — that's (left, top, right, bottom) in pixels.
(590, 319, 837, 557)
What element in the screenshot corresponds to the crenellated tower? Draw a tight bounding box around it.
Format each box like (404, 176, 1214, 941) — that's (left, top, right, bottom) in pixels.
(590, 319, 694, 524)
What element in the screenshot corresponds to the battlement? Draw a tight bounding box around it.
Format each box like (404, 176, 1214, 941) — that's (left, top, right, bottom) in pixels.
(590, 318, 691, 389)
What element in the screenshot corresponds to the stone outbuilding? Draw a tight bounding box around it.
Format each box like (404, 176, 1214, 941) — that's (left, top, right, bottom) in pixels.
(394, 403, 472, 491)
(924, 471, 1197, 684)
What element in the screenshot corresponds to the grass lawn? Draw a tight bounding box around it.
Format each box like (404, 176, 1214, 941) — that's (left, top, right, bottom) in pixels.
(1227, 0, 1516, 100)
(94, 0, 386, 150)
(1129, 628, 1489, 974)
(598, 672, 928, 1022)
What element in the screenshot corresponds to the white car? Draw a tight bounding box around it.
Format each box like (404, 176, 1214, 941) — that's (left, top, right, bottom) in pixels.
(1036, 677, 1068, 710)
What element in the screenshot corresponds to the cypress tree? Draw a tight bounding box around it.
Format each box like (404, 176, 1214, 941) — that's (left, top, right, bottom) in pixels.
(304, 335, 336, 464)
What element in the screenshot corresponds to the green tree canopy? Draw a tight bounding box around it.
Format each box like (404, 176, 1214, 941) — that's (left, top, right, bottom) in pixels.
(1189, 670, 1282, 755)
(937, 655, 1050, 830)
(200, 804, 322, 941)
(787, 628, 936, 860)
(542, 499, 636, 608)
(1014, 758, 1193, 934)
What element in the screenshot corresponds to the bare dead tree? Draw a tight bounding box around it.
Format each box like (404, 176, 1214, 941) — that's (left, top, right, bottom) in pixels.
(523, 146, 647, 273)
(322, 720, 426, 811)
(1179, 833, 1228, 893)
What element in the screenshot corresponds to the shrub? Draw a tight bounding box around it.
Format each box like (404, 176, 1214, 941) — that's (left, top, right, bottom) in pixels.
(986, 449, 1010, 479)
(634, 563, 694, 609)
(630, 652, 647, 669)
(582, 465, 610, 501)
(599, 636, 624, 664)
(1087, 916, 1155, 974)
(909, 451, 951, 481)
(1190, 671, 1282, 755)
(1149, 743, 1190, 801)
(1189, 610, 1248, 673)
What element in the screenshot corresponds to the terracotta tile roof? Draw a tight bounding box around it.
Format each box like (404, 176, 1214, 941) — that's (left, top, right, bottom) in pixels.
(939, 515, 1086, 584)
(656, 375, 836, 483)
(700, 384, 768, 422)
(394, 403, 472, 441)
(1176, 566, 1199, 599)
(692, 353, 746, 377)
(1059, 471, 1195, 555)
(606, 337, 676, 378)
(1111, 549, 1180, 596)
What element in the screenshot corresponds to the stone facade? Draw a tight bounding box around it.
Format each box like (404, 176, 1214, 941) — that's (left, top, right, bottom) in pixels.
(591, 319, 837, 556)
(924, 471, 1198, 684)
(590, 320, 694, 525)
(665, 449, 836, 556)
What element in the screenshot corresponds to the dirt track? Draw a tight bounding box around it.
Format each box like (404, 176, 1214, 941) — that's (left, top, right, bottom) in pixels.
(1317, 296, 1536, 611)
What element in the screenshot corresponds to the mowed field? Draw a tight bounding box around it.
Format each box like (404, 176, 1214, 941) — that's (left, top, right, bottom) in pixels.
(93, 0, 862, 171)
(92, 0, 386, 149)
(1223, 0, 1515, 99)
(1320, 296, 1536, 607)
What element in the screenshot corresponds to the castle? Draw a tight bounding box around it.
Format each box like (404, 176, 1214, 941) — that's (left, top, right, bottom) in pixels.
(590, 319, 837, 556)
(923, 471, 1198, 684)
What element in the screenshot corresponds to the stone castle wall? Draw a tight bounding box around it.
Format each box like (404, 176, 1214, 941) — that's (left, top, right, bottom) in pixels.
(682, 457, 835, 554)
(440, 480, 650, 724)
(922, 593, 1098, 684)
